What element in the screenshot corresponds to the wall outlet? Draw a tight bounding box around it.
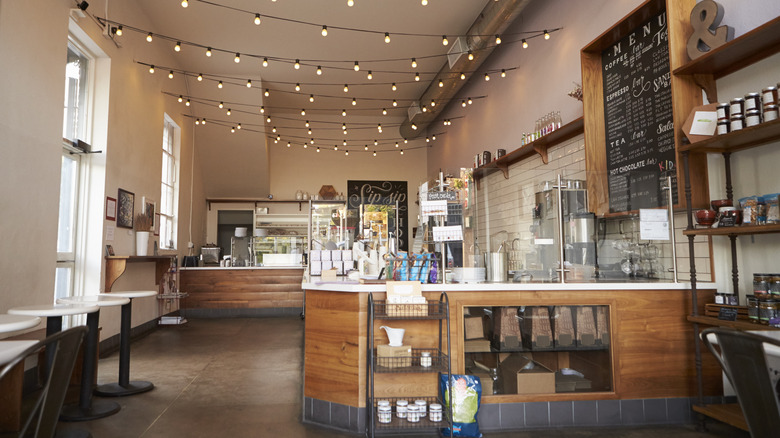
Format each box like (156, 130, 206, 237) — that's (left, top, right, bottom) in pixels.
(188, 241, 194, 248)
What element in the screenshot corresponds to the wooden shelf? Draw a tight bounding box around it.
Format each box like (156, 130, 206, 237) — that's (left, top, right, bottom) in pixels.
(673, 16, 780, 80)
(692, 403, 748, 432)
(104, 255, 175, 292)
(473, 117, 584, 182)
(679, 119, 780, 154)
(206, 198, 308, 211)
(687, 315, 780, 331)
(683, 223, 780, 237)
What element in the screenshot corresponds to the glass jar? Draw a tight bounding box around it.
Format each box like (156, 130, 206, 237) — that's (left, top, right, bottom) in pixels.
(764, 104, 779, 122)
(745, 109, 762, 127)
(396, 400, 408, 418)
(754, 274, 770, 297)
(420, 351, 432, 368)
(414, 399, 427, 417)
(716, 120, 729, 135)
(762, 86, 778, 107)
(406, 405, 420, 423)
(747, 295, 760, 323)
(716, 102, 729, 120)
(730, 114, 744, 131)
(377, 405, 392, 424)
(744, 92, 761, 111)
(759, 298, 779, 325)
(714, 293, 726, 304)
(429, 403, 443, 422)
(730, 97, 745, 117)
(770, 275, 780, 296)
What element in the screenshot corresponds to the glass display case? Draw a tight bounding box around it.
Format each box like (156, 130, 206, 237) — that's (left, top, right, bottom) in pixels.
(254, 207, 308, 266)
(308, 201, 354, 276)
(463, 305, 612, 396)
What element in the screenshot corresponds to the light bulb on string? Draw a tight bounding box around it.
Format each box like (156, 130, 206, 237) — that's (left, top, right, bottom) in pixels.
(468, 51, 474, 61)
(301, 109, 306, 116)
(422, 106, 427, 112)
(468, 97, 473, 105)
(303, 144, 308, 149)
(237, 123, 241, 130)
(226, 108, 231, 115)
(342, 140, 347, 146)
(415, 72, 420, 81)
(347, 0, 354, 6)
(308, 129, 312, 134)
(430, 99, 436, 107)
(266, 116, 271, 123)
(231, 127, 235, 133)
(316, 66, 322, 75)
(234, 53, 241, 63)
(501, 69, 506, 78)
(276, 135, 280, 141)
(316, 147, 320, 152)
(294, 59, 300, 69)
(149, 65, 155, 74)
(342, 109, 347, 116)
(246, 79, 252, 88)
(365, 145, 369, 150)
(263, 57, 268, 67)
(377, 124, 382, 132)
(345, 151, 349, 156)
(287, 142, 291, 148)
(392, 100, 398, 107)
(218, 102, 224, 108)
(382, 108, 387, 115)
(342, 123, 347, 131)
(384, 33, 390, 43)
(438, 79, 444, 88)
(400, 150, 404, 155)
(544, 29, 550, 40)
(412, 123, 418, 130)
(202, 118, 207, 125)
(496, 35, 502, 44)
(334, 145, 339, 151)
(404, 138, 408, 144)
(391, 83, 397, 91)
(197, 73, 203, 81)
(309, 94, 315, 102)
(146, 33, 153, 42)
(310, 138, 315, 144)
(367, 71, 373, 80)
(217, 81, 223, 88)
(115, 26, 123, 36)
(373, 140, 378, 146)
(321, 26, 328, 36)
(272, 126, 277, 133)
(395, 142, 399, 148)
(461, 100, 466, 107)
(411, 58, 417, 68)
(181, 0, 188, 8)
(254, 14, 261, 25)
(178, 95, 183, 103)
(432, 135, 436, 140)
(185, 99, 190, 106)
(305, 121, 310, 127)
(354, 61, 360, 72)
(422, 0, 428, 5)
(168, 70, 174, 79)
(206, 47, 212, 57)
(460, 73, 466, 80)
(426, 137, 430, 143)
(264, 89, 270, 97)
(295, 83, 301, 91)
(442, 35, 448, 46)
(484, 73, 490, 81)
(260, 106, 265, 113)
(174, 41, 181, 52)
(195, 119, 200, 125)
(343, 84, 349, 92)
(352, 98, 357, 106)
(373, 151, 377, 157)
(522, 39, 528, 49)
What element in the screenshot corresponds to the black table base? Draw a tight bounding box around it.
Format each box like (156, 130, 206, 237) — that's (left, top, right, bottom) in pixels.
(59, 399, 121, 421)
(94, 380, 154, 397)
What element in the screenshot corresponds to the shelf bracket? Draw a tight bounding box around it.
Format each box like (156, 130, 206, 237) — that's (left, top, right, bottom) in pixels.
(496, 161, 509, 179)
(534, 144, 549, 164)
(693, 74, 718, 104)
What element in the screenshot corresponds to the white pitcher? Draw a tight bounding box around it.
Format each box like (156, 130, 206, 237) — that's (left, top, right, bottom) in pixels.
(380, 326, 405, 346)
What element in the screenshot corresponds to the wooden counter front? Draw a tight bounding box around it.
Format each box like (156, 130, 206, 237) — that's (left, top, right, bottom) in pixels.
(303, 286, 721, 408)
(180, 267, 304, 309)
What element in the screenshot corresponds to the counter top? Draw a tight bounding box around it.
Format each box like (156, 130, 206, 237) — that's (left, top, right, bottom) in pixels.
(302, 277, 716, 292)
(181, 265, 305, 270)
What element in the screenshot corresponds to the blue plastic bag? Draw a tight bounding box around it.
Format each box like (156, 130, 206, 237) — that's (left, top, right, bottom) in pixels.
(440, 374, 482, 437)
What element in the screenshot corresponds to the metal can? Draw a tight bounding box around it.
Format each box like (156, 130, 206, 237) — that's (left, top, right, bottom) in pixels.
(744, 92, 761, 111)
(482, 151, 491, 164)
(495, 149, 506, 159)
(716, 120, 729, 135)
(730, 114, 744, 131)
(746, 108, 762, 127)
(715, 103, 729, 121)
(764, 104, 779, 122)
(730, 97, 745, 117)
(762, 86, 778, 107)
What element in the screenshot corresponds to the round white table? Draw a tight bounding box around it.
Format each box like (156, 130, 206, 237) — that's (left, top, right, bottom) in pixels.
(8, 304, 99, 338)
(0, 314, 41, 334)
(0, 340, 38, 364)
(55, 296, 130, 422)
(96, 291, 157, 397)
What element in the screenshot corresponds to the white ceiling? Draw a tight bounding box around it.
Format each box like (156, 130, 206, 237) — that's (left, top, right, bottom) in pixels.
(129, 0, 494, 149)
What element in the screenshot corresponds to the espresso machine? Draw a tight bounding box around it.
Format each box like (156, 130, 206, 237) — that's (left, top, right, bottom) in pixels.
(530, 179, 594, 280)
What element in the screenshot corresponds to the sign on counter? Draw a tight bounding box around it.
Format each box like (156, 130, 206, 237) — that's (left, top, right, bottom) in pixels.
(601, 8, 677, 213)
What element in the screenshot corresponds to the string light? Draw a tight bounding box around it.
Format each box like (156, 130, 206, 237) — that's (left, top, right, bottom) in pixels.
(237, 123, 241, 130)
(178, 95, 183, 103)
(197, 73, 203, 81)
(301, 109, 306, 116)
(354, 61, 360, 72)
(316, 147, 320, 152)
(321, 26, 328, 36)
(422, 106, 427, 113)
(347, 0, 354, 6)
(231, 127, 235, 133)
(246, 79, 252, 87)
(295, 83, 301, 91)
(234, 53, 241, 63)
(195, 119, 200, 125)
(442, 35, 448, 46)
(343, 84, 349, 92)
(468, 97, 473, 105)
(316, 66, 322, 75)
(373, 151, 377, 156)
(335, 145, 339, 150)
(374, 140, 378, 145)
(260, 106, 265, 113)
(384, 32, 390, 43)
(468, 50, 474, 61)
(218, 102, 224, 108)
(146, 32, 153, 42)
(263, 57, 268, 67)
(294, 59, 300, 69)
(185, 99, 190, 106)
(415, 72, 420, 81)
(484, 73, 490, 81)
(206, 47, 212, 57)
(395, 142, 399, 148)
(461, 100, 466, 107)
(345, 151, 349, 156)
(382, 108, 387, 115)
(305, 121, 310, 127)
(352, 98, 357, 106)
(391, 83, 397, 91)
(496, 35, 502, 44)
(501, 69, 506, 78)
(342, 109, 347, 116)
(226, 108, 231, 115)
(522, 39, 528, 48)
(460, 73, 466, 80)
(181, 0, 188, 7)
(544, 29, 550, 40)
(377, 124, 382, 132)
(149, 65, 155, 73)
(430, 99, 436, 107)
(254, 14, 261, 25)
(411, 123, 417, 130)
(168, 70, 174, 79)
(432, 135, 436, 140)
(266, 116, 271, 123)
(272, 126, 277, 133)
(400, 150, 404, 155)
(392, 100, 398, 107)
(438, 80, 444, 88)
(365, 145, 369, 150)
(174, 41, 181, 52)
(287, 142, 291, 147)
(264, 89, 270, 97)
(426, 137, 430, 143)
(115, 26, 123, 36)
(309, 94, 315, 102)
(367, 71, 373, 80)
(411, 58, 417, 68)
(202, 119, 206, 125)
(218, 81, 223, 88)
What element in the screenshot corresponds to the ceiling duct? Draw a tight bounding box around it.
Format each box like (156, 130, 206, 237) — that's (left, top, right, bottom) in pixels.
(408, 101, 423, 121)
(399, 0, 533, 139)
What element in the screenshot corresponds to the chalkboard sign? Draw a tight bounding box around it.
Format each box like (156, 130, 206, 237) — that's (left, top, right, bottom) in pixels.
(601, 9, 677, 213)
(717, 307, 738, 322)
(347, 180, 408, 252)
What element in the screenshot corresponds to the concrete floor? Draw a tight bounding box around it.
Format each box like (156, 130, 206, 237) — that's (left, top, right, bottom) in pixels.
(57, 317, 749, 438)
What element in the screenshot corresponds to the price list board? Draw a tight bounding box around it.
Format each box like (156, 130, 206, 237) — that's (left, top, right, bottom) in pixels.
(601, 9, 677, 213)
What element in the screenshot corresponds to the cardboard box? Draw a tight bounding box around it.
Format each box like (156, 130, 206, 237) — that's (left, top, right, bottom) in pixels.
(464, 339, 491, 353)
(500, 354, 555, 395)
(472, 372, 494, 395)
(464, 315, 485, 340)
(376, 344, 411, 368)
(555, 372, 592, 392)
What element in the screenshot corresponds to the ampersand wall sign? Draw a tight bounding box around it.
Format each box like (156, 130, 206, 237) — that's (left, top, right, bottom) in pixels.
(687, 0, 734, 60)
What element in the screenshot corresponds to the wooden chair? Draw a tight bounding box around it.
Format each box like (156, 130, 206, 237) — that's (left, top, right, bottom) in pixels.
(701, 327, 780, 438)
(0, 326, 87, 438)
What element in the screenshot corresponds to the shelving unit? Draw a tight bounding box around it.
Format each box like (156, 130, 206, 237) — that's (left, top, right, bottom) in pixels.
(676, 16, 780, 431)
(366, 292, 453, 437)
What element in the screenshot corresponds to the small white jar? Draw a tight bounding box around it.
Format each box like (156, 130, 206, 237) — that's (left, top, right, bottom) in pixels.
(429, 403, 443, 422)
(395, 400, 408, 418)
(406, 405, 420, 423)
(377, 405, 392, 424)
(414, 399, 427, 417)
(420, 351, 432, 367)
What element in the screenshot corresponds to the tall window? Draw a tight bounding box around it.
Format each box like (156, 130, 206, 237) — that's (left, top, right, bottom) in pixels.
(56, 42, 90, 301)
(160, 115, 180, 249)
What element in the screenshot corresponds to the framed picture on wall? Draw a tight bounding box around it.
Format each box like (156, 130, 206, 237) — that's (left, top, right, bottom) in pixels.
(106, 196, 117, 221)
(117, 188, 134, 229)
(143, 197, 156, 230)
(105, 244, 115, 257)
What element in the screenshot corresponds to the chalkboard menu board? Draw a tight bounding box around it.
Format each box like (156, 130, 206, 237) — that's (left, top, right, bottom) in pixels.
(347, 180, 408, 252)
(601, 9, 677, 213)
